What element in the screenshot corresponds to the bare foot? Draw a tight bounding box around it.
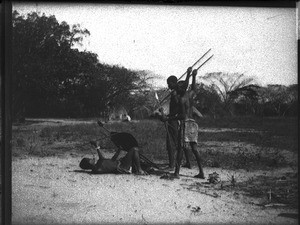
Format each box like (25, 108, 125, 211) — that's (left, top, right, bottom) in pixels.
(136, 170, 148, 175)
(173, 173, 180, 179)
(182, 163, 191, 169)
(160, 173, 179, 180)
(194, 173, 205, 179)
(163, 167, 175, 171)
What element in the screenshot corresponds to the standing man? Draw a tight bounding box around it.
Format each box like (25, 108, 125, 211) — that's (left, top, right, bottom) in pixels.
(163, 71, 191, 170)
(162, 68, 205, 179)
(164, 75, 179, 170)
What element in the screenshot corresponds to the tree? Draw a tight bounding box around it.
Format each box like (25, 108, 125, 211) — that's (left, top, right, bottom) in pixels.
(100, 65, 140, 110)
(126, 70, 160, 111)
(194, 83, 223, 118)
(284, 84, 298, 116)
(12, 10, 157, 120)
(12, 10, 92, 120)
(200, 72, 258, 116)
(257, 84, 298, 117)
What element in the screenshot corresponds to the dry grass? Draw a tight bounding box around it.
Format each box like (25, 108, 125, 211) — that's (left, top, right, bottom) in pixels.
(11, 116, 298, 170)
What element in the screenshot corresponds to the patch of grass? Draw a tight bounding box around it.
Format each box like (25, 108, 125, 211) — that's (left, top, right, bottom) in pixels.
(237, 172, 298, 208)
(39, 124, 100, 141)
(196, 116, 297, 130)
(12, 117, 297, 171)
(16, 137, 26, 147)
(12, 120, 168, 158)
(201, 148, 290, 170)
(198, 116, 298, 152)
(197, 116, 298, 146)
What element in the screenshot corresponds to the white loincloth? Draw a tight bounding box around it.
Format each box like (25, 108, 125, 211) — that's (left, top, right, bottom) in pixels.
(183, 119, 198, 143)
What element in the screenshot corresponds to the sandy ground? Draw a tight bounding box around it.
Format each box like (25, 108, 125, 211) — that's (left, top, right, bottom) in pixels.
(12, 154, 298, 225)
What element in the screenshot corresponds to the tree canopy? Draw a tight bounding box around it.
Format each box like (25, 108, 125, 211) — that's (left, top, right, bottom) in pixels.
(193, 73, 297, 117)
(12, 11, 154, 120)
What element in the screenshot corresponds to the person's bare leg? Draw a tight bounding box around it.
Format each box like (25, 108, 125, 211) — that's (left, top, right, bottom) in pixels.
(190, 143, 205, 179)
(182, 147, 191, 169)
(119, 148, 134, 171)
(170, 121, 179, 167)
(173, 135, 183, 179)
(174, 147, 183, 178)
(132, 147, 147, 175)
(173, 122, 187, 179)
(166, 126, 175, 169)
(120, 148, 147, 175)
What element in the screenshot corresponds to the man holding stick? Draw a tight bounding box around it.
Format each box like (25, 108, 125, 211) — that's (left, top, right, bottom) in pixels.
(158, 50, 213, 172)
(163, 71, 192, 170)
(162, 68, 205, 179)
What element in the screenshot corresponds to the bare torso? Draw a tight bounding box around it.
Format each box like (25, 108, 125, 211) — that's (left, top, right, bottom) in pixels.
(169, 91, 179, 116)
(179, 90, 195, 120)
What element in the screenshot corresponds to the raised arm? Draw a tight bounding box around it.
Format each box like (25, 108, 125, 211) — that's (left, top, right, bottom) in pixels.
(96, 148, 105, 160)
(191, 69, 197, 92)
(183, 67, 193, 91)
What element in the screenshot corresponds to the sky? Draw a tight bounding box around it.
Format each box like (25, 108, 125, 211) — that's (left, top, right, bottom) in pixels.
(13, 2, 298, 88)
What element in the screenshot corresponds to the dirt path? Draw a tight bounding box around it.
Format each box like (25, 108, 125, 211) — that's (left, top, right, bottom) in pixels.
(12, 155, 298, 224)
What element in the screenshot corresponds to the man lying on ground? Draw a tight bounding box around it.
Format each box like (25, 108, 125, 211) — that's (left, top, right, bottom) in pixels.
(79, 142, 148, 175)
(97, 125, 160, 169)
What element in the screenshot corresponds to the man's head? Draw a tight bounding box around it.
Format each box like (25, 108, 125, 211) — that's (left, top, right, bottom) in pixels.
(167, 76, 177, 90)
(79, 158, 95, 170)
(177, 80, 187, 96)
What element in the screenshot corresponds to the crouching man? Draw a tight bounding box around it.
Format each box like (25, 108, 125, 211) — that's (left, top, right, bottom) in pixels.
(79, 143, 148, 175)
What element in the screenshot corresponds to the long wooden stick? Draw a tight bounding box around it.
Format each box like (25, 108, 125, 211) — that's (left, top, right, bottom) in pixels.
(195, 54, 214, 71)
(177, 48, 211, 81)
(158, 49, 212, 106)
(139, 154, 159, 169)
